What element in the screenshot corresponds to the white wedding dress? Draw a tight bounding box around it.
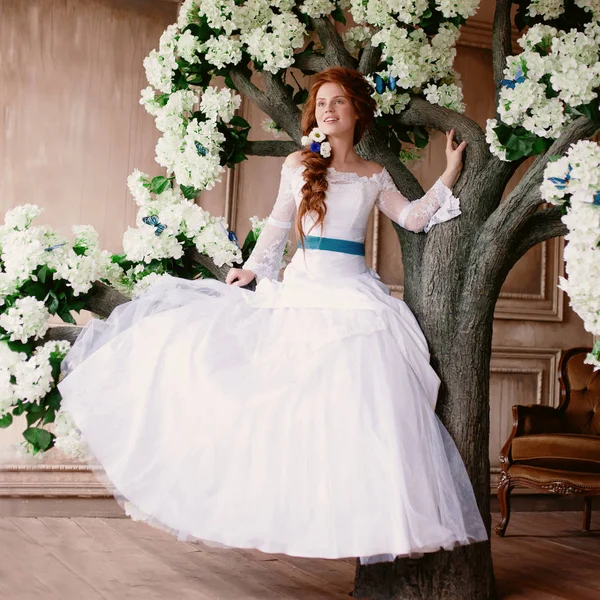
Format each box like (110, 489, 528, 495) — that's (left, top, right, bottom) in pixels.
(58, 164, 487, 564)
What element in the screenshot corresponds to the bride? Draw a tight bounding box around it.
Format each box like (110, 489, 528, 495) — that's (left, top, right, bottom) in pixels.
(58, 66, 487, 565)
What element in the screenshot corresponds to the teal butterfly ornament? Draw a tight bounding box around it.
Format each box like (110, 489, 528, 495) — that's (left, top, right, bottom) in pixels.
(500, 68, 525, 90)
(219, 222, 240, 249)
(142, 215, 167, 236)
(44, 242, 67, 252)
(374, 73, 397, 94)
(548, 166, 572, 190)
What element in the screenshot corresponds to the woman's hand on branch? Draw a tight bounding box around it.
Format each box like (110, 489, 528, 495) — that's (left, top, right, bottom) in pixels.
(441, 128, 467, 189)
(226, 267, 256, 287)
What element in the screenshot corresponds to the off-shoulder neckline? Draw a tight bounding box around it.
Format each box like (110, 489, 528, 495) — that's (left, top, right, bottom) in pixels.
(281, 163, 387, 183)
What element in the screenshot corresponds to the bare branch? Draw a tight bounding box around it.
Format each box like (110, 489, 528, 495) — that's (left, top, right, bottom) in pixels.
(395, 97, 489, 172)
(188, 248, 230, 281)
(261, 71, 303, 140)
(513, 205, 566, 259)
(358, 41, 382, 75)
(245, 141, 300, 156)
(311, 17, 357, 69)
(492, 0, 513, 114)
(85, 281, 129, 318)
(293, 53, 328, 74)
(38, 325, 82, 346)
(229, 68, 302, 142)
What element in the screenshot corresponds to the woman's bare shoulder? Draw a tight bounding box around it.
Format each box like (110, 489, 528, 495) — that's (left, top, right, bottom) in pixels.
(283, 151, 305, 168)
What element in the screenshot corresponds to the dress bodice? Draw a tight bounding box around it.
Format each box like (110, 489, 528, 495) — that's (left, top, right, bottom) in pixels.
(243, 162, 461, 283)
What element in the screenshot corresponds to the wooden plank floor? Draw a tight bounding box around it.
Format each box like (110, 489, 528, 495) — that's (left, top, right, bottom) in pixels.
(0, 511, 597, 599)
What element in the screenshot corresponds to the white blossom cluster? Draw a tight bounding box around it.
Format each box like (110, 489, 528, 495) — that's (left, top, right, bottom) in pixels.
(141, 85, 241, 192)
(423, 82, 465, 112)
(53, 409, 91, 461)
(364, 73, 411, 116)
(528, 0, 565, 19)
(261, 118, 285, 138)
(124, 170, 242, 275)
(371, 24, 461, 91)
(0, 340, 70, 419)
(342, 26, 373, 56)
(0, 206, 116, 302)
(488, 22, 600, 160)
(540, 141, 600, 368)
(0, 297, 50, 344)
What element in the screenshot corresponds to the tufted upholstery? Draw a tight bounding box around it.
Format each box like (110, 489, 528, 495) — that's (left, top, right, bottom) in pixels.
(560, 350, 600, 435)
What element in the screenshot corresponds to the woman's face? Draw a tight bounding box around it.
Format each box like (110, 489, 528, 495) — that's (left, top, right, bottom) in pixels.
(314, 82, 358, 138)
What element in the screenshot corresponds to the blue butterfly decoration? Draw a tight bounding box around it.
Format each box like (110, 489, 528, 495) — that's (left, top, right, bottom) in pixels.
(142, 215, 167, 236)
(374, 73, 397, 94)
(219, 222, 240, 249)
(195, 141, 207, 157)
(500, 68, 526, 89)
(44, 242, 67, 252)
(582, 190, 600, 206)
(548, 166, 573, 190)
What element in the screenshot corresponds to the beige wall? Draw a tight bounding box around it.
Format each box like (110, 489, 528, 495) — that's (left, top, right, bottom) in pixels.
(0, 2, 591, 491)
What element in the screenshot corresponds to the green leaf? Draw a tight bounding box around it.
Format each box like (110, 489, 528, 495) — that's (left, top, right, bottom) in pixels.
(293, 89, 309, 105)
(224, 73, 237, 91)
(57, 308, 76, 325)
(575, 99, 600, 124)
(180, 185, 200, 200)
(331, 7, 346, 24)
(26, 410, 42, 427)
(412, 126, 429, 149)
(23, 427, 55, 452)
(37, 264, 49, 284)
(43, 409, 56, 425)
(150, 176, 171, 195)
(0, 413, 13, 428)
(229, 115, 250, 129)
(47, 290, 60, 314)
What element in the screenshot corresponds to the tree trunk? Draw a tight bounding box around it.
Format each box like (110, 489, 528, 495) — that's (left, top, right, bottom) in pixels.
(354, 211, 500, 599)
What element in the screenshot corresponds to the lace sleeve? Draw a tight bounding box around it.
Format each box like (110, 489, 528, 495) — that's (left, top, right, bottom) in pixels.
(242, 164, 297, 282)
(375, 168, 461, 233)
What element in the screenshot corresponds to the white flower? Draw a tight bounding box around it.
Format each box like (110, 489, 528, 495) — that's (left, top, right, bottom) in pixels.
(527, 0, 565, 19)
(176, 29, 201, 64)
(435, 0, 480, 19)
(424, 83, 465, 113)
(319, 142, 332, 158)
(309, 128, 326, 142)
(4, 205, 43, 231)
(199, 87, 242, 123)
(201, 36, 243, 70)
(0, 297, 50, 343)
(127, 170, 152, 206)
(299, 0, 336, 18)
(54, 410, 90, 461)
(262, 118, 285, 138)
(132, 273, 170, 298)
(485, 119, 508, 162)
(343, 26, 373, 56)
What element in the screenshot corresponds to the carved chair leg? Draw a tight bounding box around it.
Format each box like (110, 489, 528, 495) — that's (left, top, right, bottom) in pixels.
(583, 497, 592, 531)
(495, 475, 513, 537)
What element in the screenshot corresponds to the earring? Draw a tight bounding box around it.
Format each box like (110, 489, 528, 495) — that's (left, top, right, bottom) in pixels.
(301, 127, 331, 158)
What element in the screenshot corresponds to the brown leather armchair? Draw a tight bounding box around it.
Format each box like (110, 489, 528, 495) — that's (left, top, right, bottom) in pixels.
(495, 347, 600, 536)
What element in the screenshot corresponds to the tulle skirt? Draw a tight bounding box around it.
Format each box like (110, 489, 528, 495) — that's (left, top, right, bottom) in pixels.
(57, 250, 487, 564)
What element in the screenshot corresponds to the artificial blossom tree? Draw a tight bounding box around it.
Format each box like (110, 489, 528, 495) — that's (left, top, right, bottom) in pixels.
(2, 1, 600, 599)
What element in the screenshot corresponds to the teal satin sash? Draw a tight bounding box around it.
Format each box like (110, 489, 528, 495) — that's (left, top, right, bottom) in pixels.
(298, 236, 365, 256)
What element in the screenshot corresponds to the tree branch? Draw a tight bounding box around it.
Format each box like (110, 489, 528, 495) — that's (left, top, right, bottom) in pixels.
(293, 53, 328, 74)
(311, 17, 357, 69)
(396, 97, 488, 165)
(260, 71, 303, 141)
(492, 0, 513, 115)
(37, 325, 82, 346)
(358, 40, 381, 75)
(512, 205, 566, 259)
(84, 282, 129, 318)
(229, 68, 302, 142)
(245, 140, 300, 156)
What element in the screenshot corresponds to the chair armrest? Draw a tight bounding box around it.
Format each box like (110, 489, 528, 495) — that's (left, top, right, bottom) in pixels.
(499, 404, 564, 468)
